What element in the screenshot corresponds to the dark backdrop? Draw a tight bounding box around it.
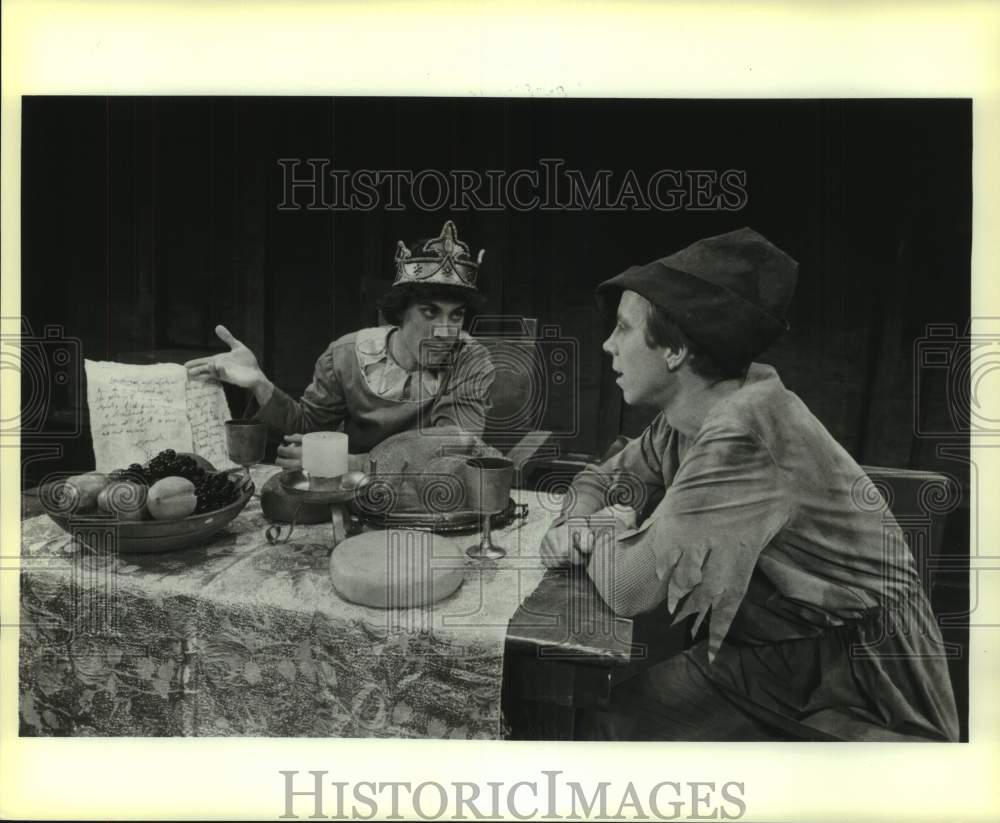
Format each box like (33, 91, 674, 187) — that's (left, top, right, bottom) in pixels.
(21, 97, 971, 486)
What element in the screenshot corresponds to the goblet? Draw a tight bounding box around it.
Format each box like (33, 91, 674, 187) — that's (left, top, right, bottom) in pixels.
(225, 419, 267, 468)
(464, 456, 514, 560)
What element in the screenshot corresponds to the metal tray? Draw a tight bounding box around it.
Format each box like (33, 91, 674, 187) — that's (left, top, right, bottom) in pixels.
(352, 497, 528, 534)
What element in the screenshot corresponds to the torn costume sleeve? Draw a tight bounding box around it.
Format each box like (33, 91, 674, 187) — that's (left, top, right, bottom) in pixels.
(585, 422, 792, 660)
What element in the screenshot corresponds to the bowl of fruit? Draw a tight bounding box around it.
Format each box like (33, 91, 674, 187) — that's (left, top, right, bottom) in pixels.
(41, 449, 255, 554)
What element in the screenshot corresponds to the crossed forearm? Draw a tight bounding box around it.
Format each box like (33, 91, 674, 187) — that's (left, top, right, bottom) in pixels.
(586, 532, 668, 617)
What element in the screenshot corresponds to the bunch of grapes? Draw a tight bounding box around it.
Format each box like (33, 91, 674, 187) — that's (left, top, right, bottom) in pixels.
(107, 449, 239, 514)
(108, 463, 149, 485)
(194, 471, 239, 514)
(145, 449, 207, 484)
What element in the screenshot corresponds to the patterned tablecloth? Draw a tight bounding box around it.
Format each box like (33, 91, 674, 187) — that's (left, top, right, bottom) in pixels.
(18, 466, 559, 739)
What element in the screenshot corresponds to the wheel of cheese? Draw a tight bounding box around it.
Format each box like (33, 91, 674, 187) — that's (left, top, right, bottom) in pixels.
(328, 529, 466, 608)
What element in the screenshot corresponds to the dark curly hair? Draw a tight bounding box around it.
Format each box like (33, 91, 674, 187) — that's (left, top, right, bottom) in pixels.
(377, 282, 486, 326)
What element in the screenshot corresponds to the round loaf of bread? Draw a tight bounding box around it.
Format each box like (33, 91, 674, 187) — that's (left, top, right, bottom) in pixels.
(368, 428, 502, 514)
(328, 529, 466, 608)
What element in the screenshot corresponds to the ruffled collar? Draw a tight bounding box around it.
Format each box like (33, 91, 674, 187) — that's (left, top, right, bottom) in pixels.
(355, 326, 443, 402)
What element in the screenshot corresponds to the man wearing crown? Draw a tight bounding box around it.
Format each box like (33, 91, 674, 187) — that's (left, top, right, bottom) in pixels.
(185, 220, 494, 464)
(539, 228, 959, 742)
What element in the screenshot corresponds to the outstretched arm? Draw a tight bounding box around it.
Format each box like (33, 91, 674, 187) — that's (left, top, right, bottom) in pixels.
(187, 324, 347, 439)
(185, 324, 275, 405)
(250, 341, 348, 437)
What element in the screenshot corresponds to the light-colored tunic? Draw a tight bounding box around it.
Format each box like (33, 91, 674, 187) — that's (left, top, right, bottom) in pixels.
(567, 363, 959, 741)
(253, 326, 494, 453)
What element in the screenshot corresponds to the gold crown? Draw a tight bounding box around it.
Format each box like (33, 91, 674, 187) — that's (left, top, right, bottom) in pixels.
(393, 220, 484, 289)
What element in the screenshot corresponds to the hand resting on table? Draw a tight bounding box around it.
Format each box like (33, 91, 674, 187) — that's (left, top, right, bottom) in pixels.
(539, 505, 638, 568)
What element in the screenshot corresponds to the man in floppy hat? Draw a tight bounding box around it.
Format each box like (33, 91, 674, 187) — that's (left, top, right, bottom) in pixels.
(186, 220, 494, 464)
(540, 227, 959, 742)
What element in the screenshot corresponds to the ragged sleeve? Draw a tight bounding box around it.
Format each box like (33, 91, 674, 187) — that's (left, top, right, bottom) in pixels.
(587, 421, 793, 661)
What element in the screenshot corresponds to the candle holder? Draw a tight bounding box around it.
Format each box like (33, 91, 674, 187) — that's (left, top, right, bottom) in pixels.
(302, 431, 349, 480)
(267, 468, 372, 548)
(463, 457, 514, 560)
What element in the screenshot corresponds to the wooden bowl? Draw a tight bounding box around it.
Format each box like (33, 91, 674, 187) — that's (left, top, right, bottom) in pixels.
(43, 482, 255, 554)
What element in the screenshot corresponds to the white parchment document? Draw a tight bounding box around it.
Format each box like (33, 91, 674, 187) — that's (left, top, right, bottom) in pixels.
(84, 360, 237, 472)
(185, 376, 237, 470)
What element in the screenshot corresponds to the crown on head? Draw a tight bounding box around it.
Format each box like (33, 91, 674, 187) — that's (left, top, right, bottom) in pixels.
(393, 220, 484, 290)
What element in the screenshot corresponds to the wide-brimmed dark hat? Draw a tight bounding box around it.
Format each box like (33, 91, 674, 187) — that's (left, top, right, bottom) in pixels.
(597, 227, 798, 371)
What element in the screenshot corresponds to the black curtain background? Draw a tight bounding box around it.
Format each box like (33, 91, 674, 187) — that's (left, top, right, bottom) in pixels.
(21, 97, 971, 480)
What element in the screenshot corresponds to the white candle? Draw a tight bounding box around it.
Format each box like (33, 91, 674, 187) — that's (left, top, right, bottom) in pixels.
(302, 432, 348, 478)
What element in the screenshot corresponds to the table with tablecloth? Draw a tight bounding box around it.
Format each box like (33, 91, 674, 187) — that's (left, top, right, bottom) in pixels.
(18, 466, 561, 739)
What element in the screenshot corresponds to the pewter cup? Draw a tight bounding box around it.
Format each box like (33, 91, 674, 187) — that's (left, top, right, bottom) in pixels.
(464, 456, 513, 512)
(464, 456, 513, 560)
(225, 419, 267, 468)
